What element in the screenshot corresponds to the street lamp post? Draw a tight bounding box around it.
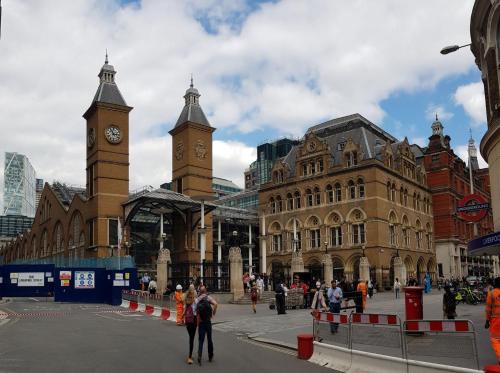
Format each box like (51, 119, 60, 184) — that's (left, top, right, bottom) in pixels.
(440, 43, 471, 55)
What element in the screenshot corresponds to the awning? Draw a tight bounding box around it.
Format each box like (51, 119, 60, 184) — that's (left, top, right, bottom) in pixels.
(468, 231, 500, 256)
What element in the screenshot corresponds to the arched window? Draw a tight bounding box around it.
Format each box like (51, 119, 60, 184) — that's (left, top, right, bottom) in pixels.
(294, 191, 301, 209)
(270, 222, 283, 252)
(314, 187, 321, 205)
(326, 184, 334, 204)
(391, 183, 396, 201)
(54, 224, 63, 254)
(389, 212, 397, 246)
(399, 187, 404, 205)
(426, 223, 432, 251)
(349, 209, 366, 245)
(358, 178, 365, 198)
(306, 189, 313, 207)
(269, 197, 276, 214)
(307, 216, 321, 249)
(416, 194, 421, 211)
(413, 192, 417, 210)
(403, 189, 408, 206)
(415, 220, 422, 249)
(348, 180, 356, 199)
(287, 193, 293, 210)
(328, 213, 342, 247)
(387, 182, 391, 200)
(335, 183, 342, 202)
(276, 195, 282, 213)
(41, 230, 48, 257)
(402, 216, 410, 247)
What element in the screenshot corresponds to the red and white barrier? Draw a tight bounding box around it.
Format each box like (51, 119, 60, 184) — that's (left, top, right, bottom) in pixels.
(405, 320, 471, 332)
(129, 301, 138, 311)
(314, 311, 349, 324)
(351, 313, 399, 325)
(144, 304, 154, 316)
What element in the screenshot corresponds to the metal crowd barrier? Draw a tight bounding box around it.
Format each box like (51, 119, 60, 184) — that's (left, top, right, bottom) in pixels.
(403, 320, 479, 370)
(121, 289, 173, 311)
(311, 312, 480, 371)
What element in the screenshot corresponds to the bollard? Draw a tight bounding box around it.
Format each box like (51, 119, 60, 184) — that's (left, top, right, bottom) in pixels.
(297, 334, 314, 360)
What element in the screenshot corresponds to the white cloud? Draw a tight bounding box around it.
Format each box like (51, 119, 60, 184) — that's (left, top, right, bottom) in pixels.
(412, 137, 427, 147)
(455, 144, 488, 169)
(0, 0, 477, 192)
(454, 82, 487, 126)
(425, 104, 454, 122)
(213, 140, 256, 188)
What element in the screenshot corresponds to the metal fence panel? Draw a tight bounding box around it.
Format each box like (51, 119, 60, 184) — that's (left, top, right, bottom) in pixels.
(312, 311, 350, 349)
(169, 261, 230, 292)
(349, 313, 405, 359)
(403, 320, 479, 370)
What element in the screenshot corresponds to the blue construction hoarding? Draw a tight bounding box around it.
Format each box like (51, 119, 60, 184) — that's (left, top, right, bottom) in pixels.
(0, 264, 137, 304)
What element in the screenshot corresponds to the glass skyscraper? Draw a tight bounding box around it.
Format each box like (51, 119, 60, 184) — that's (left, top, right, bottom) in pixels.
(3, 152, 36, 217)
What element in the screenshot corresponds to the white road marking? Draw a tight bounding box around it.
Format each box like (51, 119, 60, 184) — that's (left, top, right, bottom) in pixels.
(120, 313, 143, 317)
(0, 319, 10, 327)
(95, 313, 130, 322)
(29, 298, 40, 302)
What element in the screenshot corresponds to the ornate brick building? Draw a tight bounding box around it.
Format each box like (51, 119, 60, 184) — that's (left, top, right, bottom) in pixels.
(259, 114, 435, 288)
(423, 117, 496, 278)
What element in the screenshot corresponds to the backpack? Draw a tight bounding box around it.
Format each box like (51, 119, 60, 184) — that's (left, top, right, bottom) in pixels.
(197, 296, 212, 322)
(185, 304, 195, 324)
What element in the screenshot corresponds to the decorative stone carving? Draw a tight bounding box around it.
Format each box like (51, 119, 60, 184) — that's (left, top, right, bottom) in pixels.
(322, 254, 333, 285)
(194, 140, 207, 160)
(359, 255, 370, 282)
(156, 248, 171, 295)
(291, 250, 304, 274)
(157, 248, 171, 263)
(229, 246, 244, 301)
(175, 141, 184, 160)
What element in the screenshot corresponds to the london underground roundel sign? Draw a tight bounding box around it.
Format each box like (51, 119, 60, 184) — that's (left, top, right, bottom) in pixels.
(457, 193, 489, 222)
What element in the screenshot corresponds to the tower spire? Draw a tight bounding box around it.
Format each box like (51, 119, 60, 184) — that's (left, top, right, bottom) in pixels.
(105, 49, 109, 64)
(190, 73, 194, 88)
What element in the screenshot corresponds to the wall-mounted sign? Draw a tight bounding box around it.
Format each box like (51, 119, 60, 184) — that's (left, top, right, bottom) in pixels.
(457, 193, 489, 222)
(74, 271, 95, 289)
(59, 271, 72, 280)
(61, 279, 70, 287)
(468, 230, 500, 256)
(18, 272, 45, 287)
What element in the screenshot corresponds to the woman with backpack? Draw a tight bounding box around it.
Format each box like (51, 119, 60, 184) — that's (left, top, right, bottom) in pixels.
(183, 285, 197, 364)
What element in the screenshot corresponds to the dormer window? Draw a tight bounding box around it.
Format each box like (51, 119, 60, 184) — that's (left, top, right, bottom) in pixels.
(346, 151, 358, 167)
(338, 142, 346, 151)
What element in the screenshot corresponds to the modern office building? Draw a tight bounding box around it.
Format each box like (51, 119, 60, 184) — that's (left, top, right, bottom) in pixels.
(216, 189, 259, 210)
(3, 152, 36, 217)
(244, 138, 299, 190)
(212, 177, 242, 198)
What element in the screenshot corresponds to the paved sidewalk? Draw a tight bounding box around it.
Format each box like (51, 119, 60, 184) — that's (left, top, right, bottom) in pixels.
(210, 290, 497, 368)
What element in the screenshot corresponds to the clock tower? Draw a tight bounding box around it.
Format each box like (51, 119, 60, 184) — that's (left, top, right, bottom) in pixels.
(169, 79, 215, 261)
(83, 55, 133, 257)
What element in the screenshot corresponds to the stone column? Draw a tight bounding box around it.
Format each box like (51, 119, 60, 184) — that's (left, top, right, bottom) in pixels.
(229, 246, 244, 301)
(322, 254, 333, 285)
(291, 250, 304, 275)
(156, 248, 171, 295)
(393, 256, 403, 284)
(359, 256, 370, 282)
(261, 214, 267, 274)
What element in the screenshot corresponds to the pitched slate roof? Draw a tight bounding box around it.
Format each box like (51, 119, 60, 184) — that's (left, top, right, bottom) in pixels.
(174, 83, 211, 128)
(91, 61, 127, 106)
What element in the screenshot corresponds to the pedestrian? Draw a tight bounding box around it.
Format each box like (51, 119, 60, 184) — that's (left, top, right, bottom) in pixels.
(394, 277, 401, 299)
(275, 282, 286, 315)
(183, 284, 197, 364)
(368, 279, 374, 298)
(485, 277, 500, 364)
(327, 280, 342, 333)
(356, 280, 367, 312)
(141, 272, 150, 292)
(442, 285, 457, 320)
(174, 284, 184, 325)
(196, 285, 218, 365)
(242, 273, 250, 293)
(148, 277, 157, 295)
(310, 281, 327, 311)
(250, 282, 258, 313)
(256, 275, 264, 299)
(424, 272, 432, 294)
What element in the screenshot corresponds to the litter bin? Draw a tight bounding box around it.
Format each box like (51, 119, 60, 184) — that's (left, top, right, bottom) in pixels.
(404, 286, 424, 321)
(297, 333, 314, 360)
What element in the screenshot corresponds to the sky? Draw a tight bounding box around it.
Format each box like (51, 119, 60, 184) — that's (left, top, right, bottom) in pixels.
(0, 0, 489, 212)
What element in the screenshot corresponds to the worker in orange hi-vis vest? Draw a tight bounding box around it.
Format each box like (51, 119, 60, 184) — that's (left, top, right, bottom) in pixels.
(356, 280, 368, 311)
(486, 277, 500, 364)
(174, 284, 184, 325)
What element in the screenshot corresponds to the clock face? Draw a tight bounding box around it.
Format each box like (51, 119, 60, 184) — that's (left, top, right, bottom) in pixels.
(87, 128, 96, 148)
(105, 125, 122, 144)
